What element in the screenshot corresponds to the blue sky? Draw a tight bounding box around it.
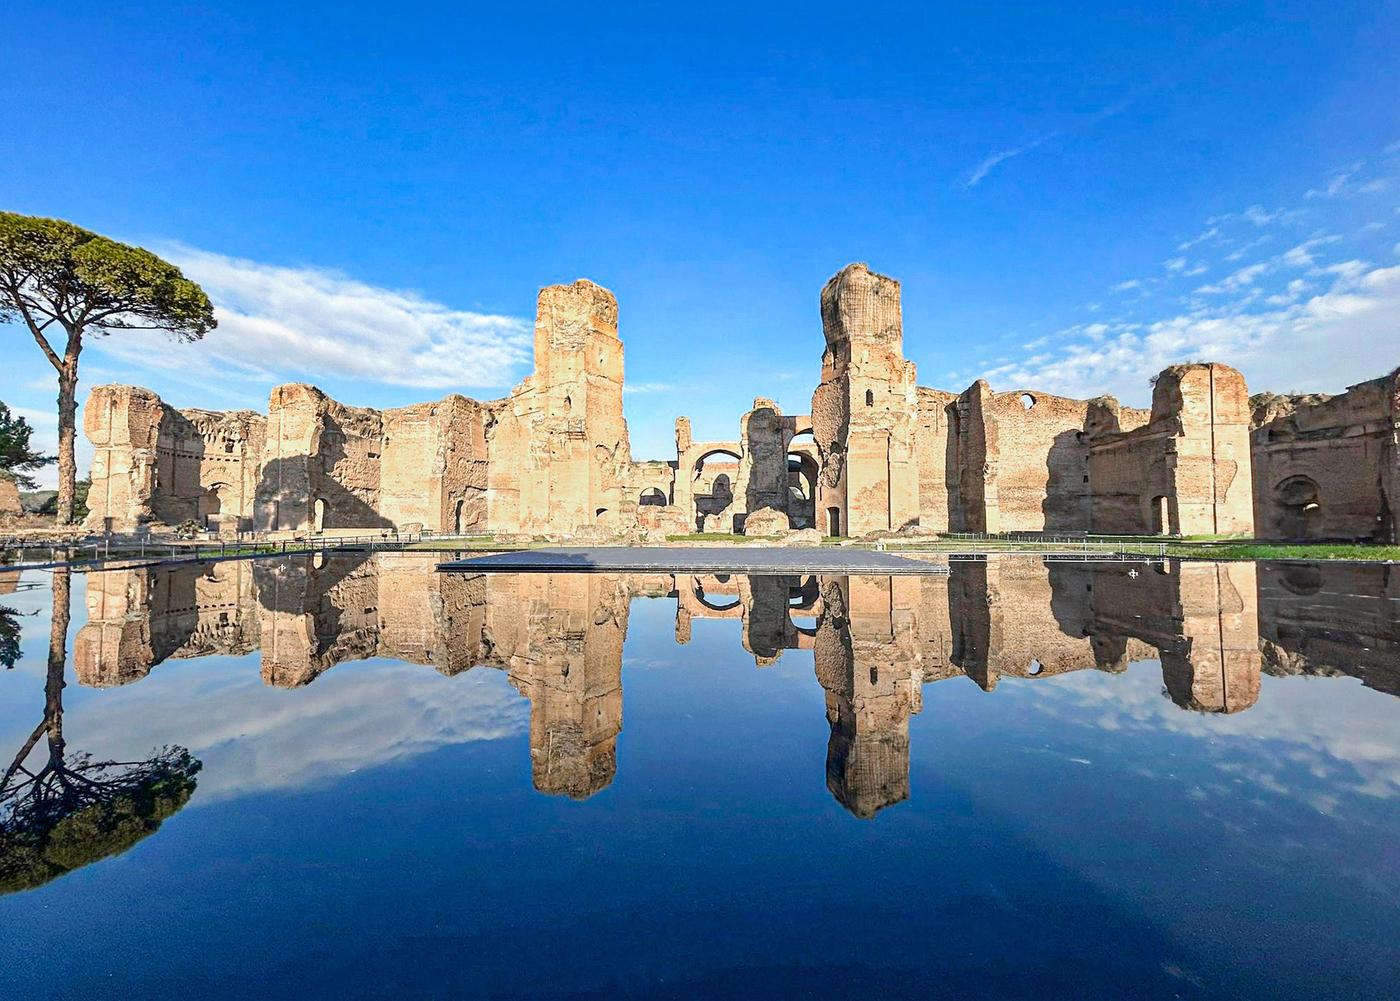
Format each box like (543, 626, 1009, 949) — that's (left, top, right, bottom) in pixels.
(3, 1, 1398, 486)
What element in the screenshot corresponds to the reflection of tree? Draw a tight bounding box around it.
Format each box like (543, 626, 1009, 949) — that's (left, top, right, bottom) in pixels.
(0, 568, 201, 894)
(0, 605, 19, 669)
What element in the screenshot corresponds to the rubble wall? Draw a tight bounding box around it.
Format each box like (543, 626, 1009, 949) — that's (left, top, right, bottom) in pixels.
(1250, 368, 1399, 541)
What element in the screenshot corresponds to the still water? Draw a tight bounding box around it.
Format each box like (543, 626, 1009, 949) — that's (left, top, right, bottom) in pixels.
(0, 553, 1396, 999)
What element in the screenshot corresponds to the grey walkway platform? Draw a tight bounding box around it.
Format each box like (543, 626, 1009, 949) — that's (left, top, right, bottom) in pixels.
(438, 546, 949, 575)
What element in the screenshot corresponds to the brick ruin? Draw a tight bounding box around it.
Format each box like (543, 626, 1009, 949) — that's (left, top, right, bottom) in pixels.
(1250, 368, 1399, 541)
(71, 552, 1396, 815)
(84, 264, 1396, 542)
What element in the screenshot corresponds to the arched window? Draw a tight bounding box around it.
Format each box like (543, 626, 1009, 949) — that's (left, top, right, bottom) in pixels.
(865, 389, 874, 407)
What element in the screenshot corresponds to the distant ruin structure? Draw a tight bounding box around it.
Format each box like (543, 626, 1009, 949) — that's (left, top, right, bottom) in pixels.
(1250, 368, 1399, 542)
(84, 264, 1395, 542)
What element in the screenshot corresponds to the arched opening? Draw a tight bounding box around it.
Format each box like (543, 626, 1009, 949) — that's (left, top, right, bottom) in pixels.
(1020, 393, 1037, 411)
(692, 448, 742, 530)
(827, 506, 842, 537)
(1275, 475, 1321, 539)
(198, 482, 228, 527)
(312, 497, 327, 533)
(595, 507, 609, 521)
(786, 450, 819, 530)
(453, 498, 465, 534)
(865, 389, 874, 407)
(1149, 495, 1169, 535)
(639, 487, 667, 507)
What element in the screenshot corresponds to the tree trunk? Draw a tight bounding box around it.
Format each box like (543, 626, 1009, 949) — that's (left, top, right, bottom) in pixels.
(55, 372, 78, 525)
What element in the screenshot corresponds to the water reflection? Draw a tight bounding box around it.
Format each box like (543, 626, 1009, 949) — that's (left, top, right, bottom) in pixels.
(1, 569, 200, 892)
(57, 554, 1400, 822)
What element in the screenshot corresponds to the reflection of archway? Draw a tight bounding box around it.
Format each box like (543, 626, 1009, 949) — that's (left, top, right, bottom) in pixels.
(1275, 475, 1321, 539)
(693, 582, 741, 612)
(313, 497, 327, 532)
(1149, 495, 1169, 535)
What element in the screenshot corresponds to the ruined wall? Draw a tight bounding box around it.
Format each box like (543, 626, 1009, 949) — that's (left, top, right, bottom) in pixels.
(381, 395, 488, 533)
(86, 385, 266, 533)
(1250, 368, 1399, 541)
(914, 388, 959, 533)
(1088, 364, 1254, 536)
(487, 279, 632, 537)
(952, 383, 1092, 534)
(670, 401, 813, 535)
(812, 263, 920, 537)
(0, 474, 20, 517)
(257, 384, 388, 534)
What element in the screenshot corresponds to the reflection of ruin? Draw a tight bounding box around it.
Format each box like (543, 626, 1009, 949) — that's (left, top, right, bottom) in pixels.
(1257, 561, 1400, 697)
(70, 554, 1398, 814)
(814, 577, 921, 817)
(1049, 561, 1262, 713)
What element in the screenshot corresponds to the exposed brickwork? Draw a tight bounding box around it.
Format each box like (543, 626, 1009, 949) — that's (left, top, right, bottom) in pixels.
(82, 265, 1378, 541)
(1250, 368, 1399, 541)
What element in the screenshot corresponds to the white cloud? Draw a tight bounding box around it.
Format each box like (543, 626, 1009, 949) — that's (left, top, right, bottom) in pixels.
(964, 134, 1055, 188)
(982, 262, 1400, 403)
(1112, 279, 1143, 292)
(1306, 162, 1362, 199)
(1282, 235, 1341, 268)
(91, 245, 533, 393)
(623, 381, 678, 396)
(1194, 261, 1269, 295)
(1177, 227, 1220, 252)
(1164, 257, 1188, 272)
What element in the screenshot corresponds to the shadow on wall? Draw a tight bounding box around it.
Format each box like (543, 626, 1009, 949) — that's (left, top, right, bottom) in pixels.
(1043, 428, 1091, 532)
(255, 456, 393, 533)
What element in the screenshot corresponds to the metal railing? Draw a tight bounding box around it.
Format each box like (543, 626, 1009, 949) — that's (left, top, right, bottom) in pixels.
(0, 529, 502, 571)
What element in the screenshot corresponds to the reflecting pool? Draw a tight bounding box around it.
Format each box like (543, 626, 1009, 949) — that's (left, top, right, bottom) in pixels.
(0, 554, 1397, 999)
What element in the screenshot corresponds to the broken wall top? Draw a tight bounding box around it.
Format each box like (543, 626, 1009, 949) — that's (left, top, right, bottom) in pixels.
(820, 263, 903, 355)
(1149, 363, 1250, 425)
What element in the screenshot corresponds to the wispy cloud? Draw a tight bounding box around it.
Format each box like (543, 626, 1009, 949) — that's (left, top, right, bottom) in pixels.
(964, 134, 1055, 188)
(91, 245, 533, 393)
(622, 381, 678, 395)
(1306, 161, 1364, 199)
(989, 262, 1400, 402)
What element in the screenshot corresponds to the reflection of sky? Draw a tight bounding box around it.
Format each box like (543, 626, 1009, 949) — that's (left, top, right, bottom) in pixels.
(996, 660, 1400, 809)
(0, 570, 527, 806)
(70, 658, 527, 803)
(0, 568, 1398, 999)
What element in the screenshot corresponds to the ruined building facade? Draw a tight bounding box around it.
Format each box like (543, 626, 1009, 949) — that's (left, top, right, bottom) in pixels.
(85, 265, 1395, 541)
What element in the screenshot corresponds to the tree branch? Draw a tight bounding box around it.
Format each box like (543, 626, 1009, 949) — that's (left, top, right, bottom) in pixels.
(1, 278, 65, 373)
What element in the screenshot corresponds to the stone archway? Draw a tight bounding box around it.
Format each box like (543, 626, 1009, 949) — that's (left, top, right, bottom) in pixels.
(1275, 475, 1321, 539)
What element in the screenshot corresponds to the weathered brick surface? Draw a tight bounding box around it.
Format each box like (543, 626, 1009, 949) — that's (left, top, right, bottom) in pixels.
(82, 267, 1376, 542)
(1250, 368, 1399, 541)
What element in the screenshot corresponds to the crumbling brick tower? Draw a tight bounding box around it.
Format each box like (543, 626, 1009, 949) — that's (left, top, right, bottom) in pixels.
(493, 279, 632, 535)
(810, 264, 920, 537)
